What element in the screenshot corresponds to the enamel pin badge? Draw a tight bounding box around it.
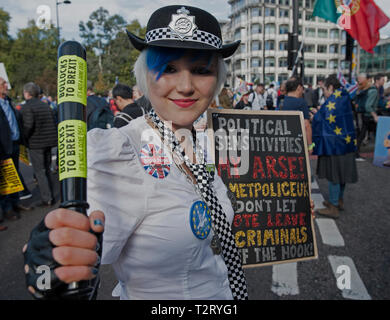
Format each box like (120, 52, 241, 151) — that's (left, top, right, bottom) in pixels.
(140, 144, 171, 179)
(190, 201, 212, 240)
(168, 6, 197, 40)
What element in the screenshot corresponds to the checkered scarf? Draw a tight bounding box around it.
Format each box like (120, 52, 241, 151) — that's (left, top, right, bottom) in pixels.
(149, 109, 248, 300)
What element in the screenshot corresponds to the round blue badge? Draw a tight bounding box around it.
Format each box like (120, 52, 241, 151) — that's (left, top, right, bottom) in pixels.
(190, 201, 212, 240)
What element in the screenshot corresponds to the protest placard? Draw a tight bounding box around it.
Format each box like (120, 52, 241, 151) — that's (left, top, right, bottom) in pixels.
(373, 116, 390, 168)
(19, 145, 30, 166)
(0, 158, 24, 195)
(208, 109, 318, 267)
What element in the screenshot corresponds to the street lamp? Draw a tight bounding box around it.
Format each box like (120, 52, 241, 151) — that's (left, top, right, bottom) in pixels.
(56, 0, 71, 42)
(262, 2, 266, 84)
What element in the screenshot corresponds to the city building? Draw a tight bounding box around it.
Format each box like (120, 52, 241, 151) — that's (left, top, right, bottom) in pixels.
(359, 38, 390, 77)
(223, 0, 355, 88)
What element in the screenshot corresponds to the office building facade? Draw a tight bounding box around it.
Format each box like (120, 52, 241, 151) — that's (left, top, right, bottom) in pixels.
(223, 0, 352, 87)
(359, 38, 390, 77)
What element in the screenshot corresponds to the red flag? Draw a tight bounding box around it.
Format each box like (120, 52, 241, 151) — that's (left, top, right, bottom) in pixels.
(345, 0, 390, 53)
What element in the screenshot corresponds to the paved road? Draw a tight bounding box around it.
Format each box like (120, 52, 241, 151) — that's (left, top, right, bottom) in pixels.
(1, 144, 389, 300)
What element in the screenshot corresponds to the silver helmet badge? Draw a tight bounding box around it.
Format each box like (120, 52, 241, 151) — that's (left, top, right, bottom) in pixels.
(168, 7, 197, 40)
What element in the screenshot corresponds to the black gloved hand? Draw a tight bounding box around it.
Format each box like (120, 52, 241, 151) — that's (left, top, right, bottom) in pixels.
(23, 218, 102, 300)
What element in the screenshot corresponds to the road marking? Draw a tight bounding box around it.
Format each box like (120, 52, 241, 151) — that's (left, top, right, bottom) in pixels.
(328, 256, 371, 300)
(271, 262, 299, 296)
(315, 218, 345, 247)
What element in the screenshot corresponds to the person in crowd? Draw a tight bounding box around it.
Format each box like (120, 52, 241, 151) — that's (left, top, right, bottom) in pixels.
(40, 90, 51, 105)
(132, 85, 142, 101)
(112, 83, 147, 128)
(354, 73, 379, 160)
(312, 75, 358, 219)
(282, 77, 313, 153)
(375, 74, 387, 115)
(218, 87, 233, 109)
(276, 81, 287, 110)
(23, 5, 314, 300)
(86, 81, 114, 130)
(248, 83, 266, 110)
(304, 83, 315, 109)
(109, 98, 119, 116)
(130, 84, 153, 114)
(313, 79, 325, 108)
(4, 82, 34, 201)
(226, 88, 234, 100)
(383, 83, 390, 116)
(21, 82, 57, 207)
(13, 97, 37, 193)
(234, 91, 252, 110)
(108, 89, 119, 116)
(264, 83, 277, 110)
(0, 77, 32, 221)
(0, 135, 9, 231)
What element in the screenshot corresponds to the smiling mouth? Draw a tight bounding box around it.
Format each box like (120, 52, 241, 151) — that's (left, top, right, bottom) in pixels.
(170, 99, 198, 108)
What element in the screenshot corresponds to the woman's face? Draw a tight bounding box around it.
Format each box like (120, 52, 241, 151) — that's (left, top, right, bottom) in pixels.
(147, 53, 218, 130)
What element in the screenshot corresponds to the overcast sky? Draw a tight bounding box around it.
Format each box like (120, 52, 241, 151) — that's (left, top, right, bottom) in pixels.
(3, 0, 390, 41)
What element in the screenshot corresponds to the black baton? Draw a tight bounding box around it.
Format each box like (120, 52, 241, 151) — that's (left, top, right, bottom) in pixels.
(57, 41, 99, 299)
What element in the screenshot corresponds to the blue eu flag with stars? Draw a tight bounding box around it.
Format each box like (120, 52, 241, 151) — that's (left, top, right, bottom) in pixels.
(312, 88, 357, 156)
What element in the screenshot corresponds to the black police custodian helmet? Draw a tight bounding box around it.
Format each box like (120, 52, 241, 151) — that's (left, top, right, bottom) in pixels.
(126, 5, 240, 58)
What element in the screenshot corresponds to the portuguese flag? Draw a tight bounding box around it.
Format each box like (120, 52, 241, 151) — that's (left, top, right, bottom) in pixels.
(313, 0, 390, 53)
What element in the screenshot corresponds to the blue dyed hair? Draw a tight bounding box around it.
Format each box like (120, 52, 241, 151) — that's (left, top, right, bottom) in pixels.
(146, 47, 185, 81)
(134, 47, 227, 99)
(146, 46, 214, 81)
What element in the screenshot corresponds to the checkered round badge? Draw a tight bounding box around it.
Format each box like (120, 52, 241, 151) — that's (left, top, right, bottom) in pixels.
(140, 143, 171, 179)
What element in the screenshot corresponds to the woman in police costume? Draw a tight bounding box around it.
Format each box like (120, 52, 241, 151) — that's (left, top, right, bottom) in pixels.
(23, 5, 251, 300)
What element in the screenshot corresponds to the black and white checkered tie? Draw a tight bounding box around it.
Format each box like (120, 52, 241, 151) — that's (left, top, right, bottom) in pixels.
(149, 110, 248, 300)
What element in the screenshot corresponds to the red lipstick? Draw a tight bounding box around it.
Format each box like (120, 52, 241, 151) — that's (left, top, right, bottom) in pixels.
(170, 99, 197, 108)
